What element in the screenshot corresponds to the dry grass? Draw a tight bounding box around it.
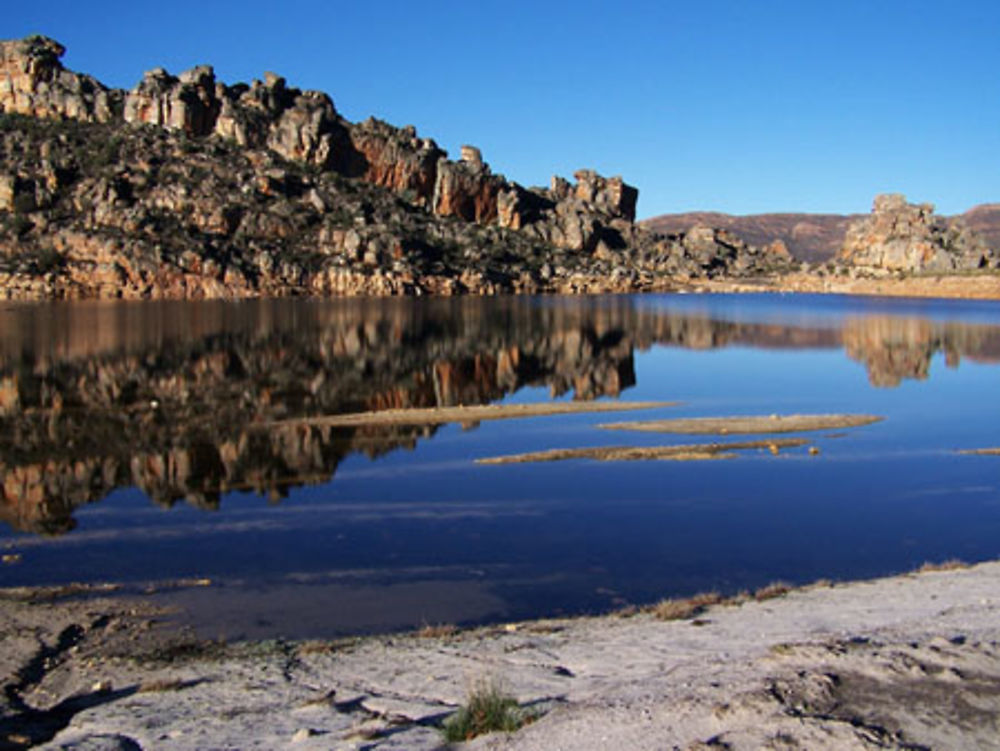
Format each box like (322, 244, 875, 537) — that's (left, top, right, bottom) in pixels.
(649, 584, 794, 621)
(753, 582, 793, 601)
(916, 559, 969, 573)
(416, 623, 459, 639)
(649, 591, 723, 621)
(640, 561, 973, 630)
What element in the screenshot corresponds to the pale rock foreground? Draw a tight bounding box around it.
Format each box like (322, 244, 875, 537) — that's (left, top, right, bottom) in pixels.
(2, 561, 998, 749)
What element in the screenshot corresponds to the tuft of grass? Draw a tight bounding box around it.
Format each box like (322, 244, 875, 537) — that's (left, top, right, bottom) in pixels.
(138, 678, 186, 693)
(441, 680, 535, 743)
(417, 622, 459, 639)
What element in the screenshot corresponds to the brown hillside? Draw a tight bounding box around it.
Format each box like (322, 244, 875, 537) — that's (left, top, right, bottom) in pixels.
(962, 204, 1000, 252)
(641, 212, 862, 263)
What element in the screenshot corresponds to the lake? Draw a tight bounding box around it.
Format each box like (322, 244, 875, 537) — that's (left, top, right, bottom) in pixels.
(1, 293, 999, 639)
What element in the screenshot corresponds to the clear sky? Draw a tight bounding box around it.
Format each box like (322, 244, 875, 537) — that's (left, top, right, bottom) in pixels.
(6, 0, 998, 218)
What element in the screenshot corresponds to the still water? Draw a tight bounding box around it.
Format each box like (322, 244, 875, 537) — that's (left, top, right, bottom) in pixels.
(1, 293, 999, 638)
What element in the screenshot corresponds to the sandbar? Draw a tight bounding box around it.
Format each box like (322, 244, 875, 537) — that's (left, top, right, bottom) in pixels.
(600, 413, 883, 435)
(254, 400, 674, 429)
(476, 438, 809, 464)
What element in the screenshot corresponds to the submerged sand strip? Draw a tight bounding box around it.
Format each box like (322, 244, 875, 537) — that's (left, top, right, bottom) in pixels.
(958, 447, 1000, 456)
(254, 400, 675, 429)
(477, 438, 809, 465)
(600, 413, 883, 435)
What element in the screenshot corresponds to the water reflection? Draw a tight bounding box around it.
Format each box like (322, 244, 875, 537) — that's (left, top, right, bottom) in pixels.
(1, 294, 999, 536)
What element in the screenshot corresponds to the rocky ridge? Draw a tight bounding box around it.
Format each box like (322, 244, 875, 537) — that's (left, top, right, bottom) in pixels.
(0, 36, 794, 300)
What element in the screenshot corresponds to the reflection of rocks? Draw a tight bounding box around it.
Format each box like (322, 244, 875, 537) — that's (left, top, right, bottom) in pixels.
(841, 316, 1000, 387)
(2, 299, 1000, 535)
(0, 299, 644, 534)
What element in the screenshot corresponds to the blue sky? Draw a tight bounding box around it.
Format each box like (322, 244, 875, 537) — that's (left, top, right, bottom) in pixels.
(6, 1, 998, 218)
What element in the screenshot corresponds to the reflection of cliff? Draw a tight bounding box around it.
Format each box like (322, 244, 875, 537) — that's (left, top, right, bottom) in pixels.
(0, 298, 642, 534)
(2, 298, 1000, 535)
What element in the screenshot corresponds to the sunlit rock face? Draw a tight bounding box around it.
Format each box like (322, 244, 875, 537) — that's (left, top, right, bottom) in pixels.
(346, 118, 443, 206)
(0, 35, 801, 300)
(839, 194, 992, 272)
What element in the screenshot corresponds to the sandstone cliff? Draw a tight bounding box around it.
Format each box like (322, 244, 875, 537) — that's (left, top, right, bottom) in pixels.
(0, 36, 794, 299)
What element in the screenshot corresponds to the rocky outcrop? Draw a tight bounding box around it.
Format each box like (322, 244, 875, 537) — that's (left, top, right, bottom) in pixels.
(123, 65, 221, 136)
(838, 194, 993, 272)
(0, 35, 796, 300)
(0, 36, 119, 123)
(572, 170, 638, 222)
(645, 204, 1000, 266)
(124, 65, 352, 170)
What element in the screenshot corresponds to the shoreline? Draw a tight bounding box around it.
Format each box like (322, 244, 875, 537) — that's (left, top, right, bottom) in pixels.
(3, 270, 1000, 304)
(3, 560, 999, 749)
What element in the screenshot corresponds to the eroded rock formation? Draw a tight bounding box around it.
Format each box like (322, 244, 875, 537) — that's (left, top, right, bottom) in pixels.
(838, 194, 993, 272)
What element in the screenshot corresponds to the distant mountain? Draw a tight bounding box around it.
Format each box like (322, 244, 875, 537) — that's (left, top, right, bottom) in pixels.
(641, 205, 1000, 263)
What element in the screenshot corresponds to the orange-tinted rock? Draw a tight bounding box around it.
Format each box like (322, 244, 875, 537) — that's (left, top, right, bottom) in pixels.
(346, 118, 443, 205)
(432, 157, 503, 224)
